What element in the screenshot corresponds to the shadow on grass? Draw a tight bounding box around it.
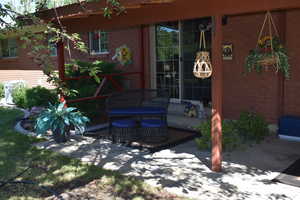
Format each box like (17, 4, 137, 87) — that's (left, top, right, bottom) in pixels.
(0, 107, 183, 200)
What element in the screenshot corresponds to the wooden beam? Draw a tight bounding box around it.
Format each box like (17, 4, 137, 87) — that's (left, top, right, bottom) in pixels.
(56, 4, 142, 20)
(57, 39, 66, 103)
(51, 0, 300, 32)
(141, 0, 175, 5)
(63, 72, 142, 81)
(140, 25, 146, 89)
(57, 40, 65, 81)
(211, 15, 223, 172)
(67, 95, 108, 104)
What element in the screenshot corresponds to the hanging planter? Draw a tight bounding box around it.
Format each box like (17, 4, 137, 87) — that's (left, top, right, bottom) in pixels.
(245, 11, 290, 78)
(193, 30, 212, 79)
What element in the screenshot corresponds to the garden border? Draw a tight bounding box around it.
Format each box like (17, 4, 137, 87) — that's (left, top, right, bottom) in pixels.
(13, 107, 48, 139)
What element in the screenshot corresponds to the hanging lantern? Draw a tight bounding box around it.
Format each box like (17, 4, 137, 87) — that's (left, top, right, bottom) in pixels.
(193, 30, 212, 79)
(193, 51, 212, 79)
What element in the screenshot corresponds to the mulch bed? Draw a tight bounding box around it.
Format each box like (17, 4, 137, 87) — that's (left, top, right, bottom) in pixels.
(85, 127, 198, 153)
(273, 158, 300, 187)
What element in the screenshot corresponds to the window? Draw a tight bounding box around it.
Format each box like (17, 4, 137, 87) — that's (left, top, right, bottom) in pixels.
(1, 38, 17, 58)
(89, 30, 109, 54)
(48, 36, 57, 56)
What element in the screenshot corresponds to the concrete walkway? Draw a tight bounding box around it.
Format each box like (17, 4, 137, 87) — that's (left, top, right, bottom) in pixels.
(35, 136, 300, 200)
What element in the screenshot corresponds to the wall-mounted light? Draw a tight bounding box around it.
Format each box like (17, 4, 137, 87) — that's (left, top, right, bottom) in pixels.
(222, 15, 228, 25)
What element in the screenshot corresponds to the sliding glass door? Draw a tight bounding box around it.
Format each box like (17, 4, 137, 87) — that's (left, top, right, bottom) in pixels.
(155, 22, 180, 99)
(181, 18, 211, 104)
(155, 18, 211, 103)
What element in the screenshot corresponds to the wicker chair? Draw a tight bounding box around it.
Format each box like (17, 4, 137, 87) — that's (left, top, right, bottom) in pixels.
(106, 89, 169, 142)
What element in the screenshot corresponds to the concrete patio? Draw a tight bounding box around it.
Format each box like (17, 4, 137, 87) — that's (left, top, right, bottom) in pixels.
(35, 135, 300, 200)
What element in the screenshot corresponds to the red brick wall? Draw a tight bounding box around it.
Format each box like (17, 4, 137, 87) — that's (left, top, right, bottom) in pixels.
(221, 10, 300, 123)
(0, 38, 55, 87)
(222, 12, 285, 123)
(283, 10, 300, 117)
(0, 27, 143, 89)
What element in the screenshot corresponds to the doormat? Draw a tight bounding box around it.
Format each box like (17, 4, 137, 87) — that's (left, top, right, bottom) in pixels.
(85, 127, 198, 153)
(273, 158, 300, 187)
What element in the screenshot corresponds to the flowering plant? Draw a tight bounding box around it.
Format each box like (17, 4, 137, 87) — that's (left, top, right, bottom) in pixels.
(245, 36, 290, 78)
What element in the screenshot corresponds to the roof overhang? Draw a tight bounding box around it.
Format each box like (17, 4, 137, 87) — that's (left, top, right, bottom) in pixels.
(38, 0, 300, 31)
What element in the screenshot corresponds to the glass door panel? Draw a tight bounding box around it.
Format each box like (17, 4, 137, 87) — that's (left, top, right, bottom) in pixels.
(155, 19, 212, 104)
(155, 22, 180, 99)
(181, 18, 211, 104)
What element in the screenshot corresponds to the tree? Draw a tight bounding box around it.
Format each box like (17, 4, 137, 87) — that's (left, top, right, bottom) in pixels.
(0, 0, 124, 96)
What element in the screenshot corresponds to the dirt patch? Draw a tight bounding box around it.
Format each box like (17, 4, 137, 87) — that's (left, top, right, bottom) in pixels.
(46, 178, 185, 200)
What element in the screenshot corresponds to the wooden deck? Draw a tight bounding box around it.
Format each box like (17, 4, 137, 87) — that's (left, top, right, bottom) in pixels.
(85, 127, 198, 152)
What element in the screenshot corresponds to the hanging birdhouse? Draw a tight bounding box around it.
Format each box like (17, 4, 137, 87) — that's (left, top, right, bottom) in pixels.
(193, 30, 212, 79)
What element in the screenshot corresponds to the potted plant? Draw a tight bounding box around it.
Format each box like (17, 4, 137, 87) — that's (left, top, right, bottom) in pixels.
(245, 11, 290, 79)
(245, 36, 290, 78)
(35, 102, 89, 143)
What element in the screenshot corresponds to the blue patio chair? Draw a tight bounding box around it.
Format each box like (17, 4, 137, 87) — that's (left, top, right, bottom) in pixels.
(140, 119, 168, 143)
(111, 119, 137, 143)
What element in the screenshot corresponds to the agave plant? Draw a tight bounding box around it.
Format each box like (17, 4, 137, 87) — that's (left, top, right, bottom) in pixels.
(35, 102, 89, 143)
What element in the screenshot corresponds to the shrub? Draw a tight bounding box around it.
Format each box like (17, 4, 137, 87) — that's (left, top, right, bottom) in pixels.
(0, 83, 4, 98)
(64, 60, 122, 123)
(195, 112, 269, 152)
(69, 99, 106, 123)
(236, 111, 269, 143)
(12, 86, 58, 109)
(65, 60, 123, 96)
(65, 60, 122, 83)
(195, 120, 241, 152)
(12, 85, 28, 108)
(25, 86, 58, 108)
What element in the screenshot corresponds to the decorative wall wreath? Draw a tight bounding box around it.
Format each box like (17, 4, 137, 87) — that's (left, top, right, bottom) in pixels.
(112, 45, 133, 66)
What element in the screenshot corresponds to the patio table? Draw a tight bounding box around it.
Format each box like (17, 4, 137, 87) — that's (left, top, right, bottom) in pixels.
(106, 89, 169, 143)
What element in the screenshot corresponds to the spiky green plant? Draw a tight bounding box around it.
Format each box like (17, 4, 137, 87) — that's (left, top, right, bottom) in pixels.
(35, 102, 89, 142)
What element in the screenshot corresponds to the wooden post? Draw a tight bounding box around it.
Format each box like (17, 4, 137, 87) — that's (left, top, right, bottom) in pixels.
(57, 39, 65, 81)
(57, 39, 66, 103)
(140, 25, 146, 89)
(211, 15, 223, 172)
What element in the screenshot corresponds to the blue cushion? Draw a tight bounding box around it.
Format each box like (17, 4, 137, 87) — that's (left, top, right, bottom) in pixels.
(112, 119, 136, 128)
(109, 107, 166, 116)
(141, 119, 166, 128)
(279, 116, 300, 137)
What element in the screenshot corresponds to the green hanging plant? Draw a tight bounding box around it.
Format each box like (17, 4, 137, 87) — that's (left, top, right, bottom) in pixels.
(245, 36, 290, 78)
(245, 11, 290, 79)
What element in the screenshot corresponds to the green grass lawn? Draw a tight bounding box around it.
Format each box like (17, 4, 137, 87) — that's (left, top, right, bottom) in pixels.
(0, 107, 183, 200)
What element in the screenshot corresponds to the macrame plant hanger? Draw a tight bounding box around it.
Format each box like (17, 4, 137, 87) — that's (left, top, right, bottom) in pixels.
(257, 11, 280, 72)
(193, 29, 212, 79)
